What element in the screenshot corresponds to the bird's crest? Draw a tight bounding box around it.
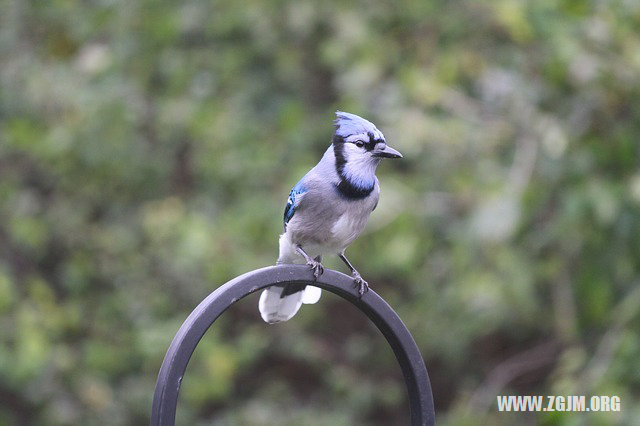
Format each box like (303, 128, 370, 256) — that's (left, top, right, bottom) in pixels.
(334, 111, 384, 141)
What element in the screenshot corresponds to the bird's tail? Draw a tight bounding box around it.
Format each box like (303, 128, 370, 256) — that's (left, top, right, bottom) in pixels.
(259, 284, 322, 324)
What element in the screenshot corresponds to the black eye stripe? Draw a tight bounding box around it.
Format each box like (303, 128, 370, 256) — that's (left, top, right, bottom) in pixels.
(355, 139, 384, 151)
(351, 140, 374, 150)
(336, 133, 385, 152)
(367, 132, 386, 151)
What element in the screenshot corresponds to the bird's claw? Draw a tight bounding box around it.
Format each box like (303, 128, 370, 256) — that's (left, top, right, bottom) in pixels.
(353, 273, 369, 296)
(307, 259, 324, 279)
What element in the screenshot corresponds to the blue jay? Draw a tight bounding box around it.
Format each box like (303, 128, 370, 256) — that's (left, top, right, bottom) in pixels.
(259, 111, 402, 324)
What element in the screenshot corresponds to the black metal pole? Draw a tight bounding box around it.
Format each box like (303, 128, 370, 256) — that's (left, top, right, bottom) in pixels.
(151, 265, 435, 425)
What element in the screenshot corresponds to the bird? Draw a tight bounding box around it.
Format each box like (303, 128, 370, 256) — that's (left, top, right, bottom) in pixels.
(259, 111, 403, 324)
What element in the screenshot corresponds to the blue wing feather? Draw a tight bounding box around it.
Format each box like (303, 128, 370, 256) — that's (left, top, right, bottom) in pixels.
(283, 179, 307, 230)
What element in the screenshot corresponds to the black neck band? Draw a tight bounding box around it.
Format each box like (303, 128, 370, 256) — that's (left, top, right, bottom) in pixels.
(334, 179, 375, 199)
(332, 136, 374, 199)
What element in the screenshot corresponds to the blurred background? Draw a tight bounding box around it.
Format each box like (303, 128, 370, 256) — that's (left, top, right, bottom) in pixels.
(1, 0, 640, 425)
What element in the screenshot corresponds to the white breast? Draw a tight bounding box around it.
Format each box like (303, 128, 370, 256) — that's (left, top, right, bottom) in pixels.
(330, 209, 369, 251)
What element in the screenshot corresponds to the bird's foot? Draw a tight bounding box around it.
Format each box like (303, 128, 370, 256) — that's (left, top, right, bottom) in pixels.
(307, 258, 324, 279)
(353, 272, 369, 296)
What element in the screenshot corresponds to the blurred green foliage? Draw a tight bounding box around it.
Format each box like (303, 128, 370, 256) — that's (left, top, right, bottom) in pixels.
(1, 0, 640, 424)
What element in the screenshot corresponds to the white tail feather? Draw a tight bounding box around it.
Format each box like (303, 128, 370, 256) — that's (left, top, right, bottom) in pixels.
(301, 285, 322, 304)
(259, 286, 304, 324)
(259, 285, 322, 323)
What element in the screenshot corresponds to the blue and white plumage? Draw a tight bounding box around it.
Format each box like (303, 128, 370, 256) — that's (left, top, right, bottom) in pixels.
(259, 111, 402, 324)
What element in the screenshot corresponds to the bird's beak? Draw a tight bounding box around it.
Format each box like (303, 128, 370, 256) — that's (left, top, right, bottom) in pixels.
(372, 145, 403, 159)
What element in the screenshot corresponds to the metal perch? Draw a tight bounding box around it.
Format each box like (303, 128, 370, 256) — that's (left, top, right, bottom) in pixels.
(151, 265, 435, 425)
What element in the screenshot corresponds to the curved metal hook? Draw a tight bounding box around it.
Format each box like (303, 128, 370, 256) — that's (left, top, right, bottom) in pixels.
(151, 265, 435, 425)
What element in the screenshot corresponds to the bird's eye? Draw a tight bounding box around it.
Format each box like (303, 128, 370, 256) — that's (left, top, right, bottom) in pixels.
(354, 140, 365, 148)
